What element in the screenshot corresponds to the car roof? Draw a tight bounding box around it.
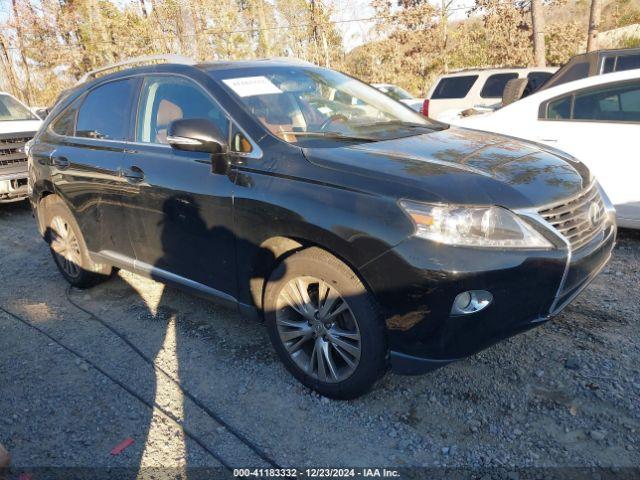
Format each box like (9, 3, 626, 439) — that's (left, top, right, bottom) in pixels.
(438, 67, 558, 78)
(504, 67, 640, 107)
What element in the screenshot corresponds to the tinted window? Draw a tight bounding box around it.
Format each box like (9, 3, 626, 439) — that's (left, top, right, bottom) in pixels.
(0, 94, 37, 121)
(548, 62, 590, 88)
(547, 96, 571, 119)
(76, 79, 136, 140)
(480, 73, 518, 98)
(526, 71, 553, 93)
(137, 76, 229, 145)
(431, 75, 478, 99)
(602, 56, 615, 74)
(378, 85, 413, 101)
(573, 82, 640, 122)
(615, 54, 640, 72)
(51, 102, 79, 136)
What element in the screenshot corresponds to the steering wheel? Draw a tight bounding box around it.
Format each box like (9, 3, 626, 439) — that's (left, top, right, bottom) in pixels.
(319, 114, 349, 131)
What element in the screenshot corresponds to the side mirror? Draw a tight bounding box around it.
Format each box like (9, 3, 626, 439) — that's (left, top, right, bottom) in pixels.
(167, 118, 228, 155)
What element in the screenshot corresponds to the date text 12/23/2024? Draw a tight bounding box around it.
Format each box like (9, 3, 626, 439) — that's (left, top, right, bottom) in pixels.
(233, 468, 401, 478)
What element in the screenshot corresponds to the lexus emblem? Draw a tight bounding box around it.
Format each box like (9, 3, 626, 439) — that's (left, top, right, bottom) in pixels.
(588, 202, 600, 227)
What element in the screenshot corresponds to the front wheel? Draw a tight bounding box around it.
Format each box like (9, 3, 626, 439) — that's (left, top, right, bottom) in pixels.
(264, 247, 387, 399)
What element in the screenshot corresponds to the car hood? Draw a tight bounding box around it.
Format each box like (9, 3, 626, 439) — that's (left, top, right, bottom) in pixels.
(0, 119, 42, 135)
(303, 127, 591, 209)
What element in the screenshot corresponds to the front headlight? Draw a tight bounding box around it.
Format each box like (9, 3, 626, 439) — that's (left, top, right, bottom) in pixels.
(399, 200, 552, 249)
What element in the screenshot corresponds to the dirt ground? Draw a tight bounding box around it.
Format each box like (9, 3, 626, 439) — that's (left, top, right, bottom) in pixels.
(0, 200, 638, 475)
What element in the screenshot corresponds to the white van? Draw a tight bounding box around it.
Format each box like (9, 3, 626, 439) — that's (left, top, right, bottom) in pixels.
(426, 67, 557, 120)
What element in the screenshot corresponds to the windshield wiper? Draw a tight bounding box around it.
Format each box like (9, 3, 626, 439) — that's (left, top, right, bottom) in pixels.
(358, 120, 430, 129)
(281, 131, 377, 142)
(357, 120, 450, 132)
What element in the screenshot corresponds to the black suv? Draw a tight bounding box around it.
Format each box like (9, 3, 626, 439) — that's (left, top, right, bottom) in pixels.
(28, 57, 616, 399)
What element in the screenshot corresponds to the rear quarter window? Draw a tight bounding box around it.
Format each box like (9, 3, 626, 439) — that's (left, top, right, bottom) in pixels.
(50, 102, 79, 137)
(431, 75, 478, 99)
(546, 95, 572, 120)
(480, 73, 518, 98)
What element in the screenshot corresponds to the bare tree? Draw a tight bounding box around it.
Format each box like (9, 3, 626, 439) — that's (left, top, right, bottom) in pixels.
(586, 0, 601, 52)
(11, 0, 34, 103)
(531, 0, 546, 66)
(441, 0, 454, 73)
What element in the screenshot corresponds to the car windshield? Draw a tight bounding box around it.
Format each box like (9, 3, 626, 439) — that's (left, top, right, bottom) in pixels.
(0, 94, 38, 121)
(377, 85, 413, 101)
(217, 66, 441, 145)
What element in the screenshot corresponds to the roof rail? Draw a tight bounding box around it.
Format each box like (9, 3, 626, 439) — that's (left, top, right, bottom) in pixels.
(76, 54, 196, 85)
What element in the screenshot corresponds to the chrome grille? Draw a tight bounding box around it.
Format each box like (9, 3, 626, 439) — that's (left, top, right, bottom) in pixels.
(538, 183, 607, 251)
(0, 134, 32, 169)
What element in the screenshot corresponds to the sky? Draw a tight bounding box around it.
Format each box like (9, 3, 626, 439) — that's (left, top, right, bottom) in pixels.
(330, 0, 478, 51)
(0, 0, 479, 52)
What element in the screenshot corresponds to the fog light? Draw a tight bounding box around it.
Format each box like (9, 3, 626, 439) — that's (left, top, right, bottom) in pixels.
(451, 290, 493, 315)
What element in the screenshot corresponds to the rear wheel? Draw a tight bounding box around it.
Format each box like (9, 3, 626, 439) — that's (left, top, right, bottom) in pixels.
(40, 196, 113, 288)
(264, 247, 387, 399)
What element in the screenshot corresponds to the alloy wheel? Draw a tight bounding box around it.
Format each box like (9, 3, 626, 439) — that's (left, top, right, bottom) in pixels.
(50, 215, 82, 279)
(276, 276, 361, 383)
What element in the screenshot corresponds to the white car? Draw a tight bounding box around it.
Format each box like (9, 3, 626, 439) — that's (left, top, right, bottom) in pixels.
(427, 67, 558, 121)
(372, 83, 424, 112)
(452, 69, 640, 228)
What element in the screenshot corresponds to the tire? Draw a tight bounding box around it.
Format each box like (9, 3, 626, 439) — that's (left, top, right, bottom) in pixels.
(264, 247, 387, 399)
(39, 195, 113, 288)
(501, 78, 528, 106)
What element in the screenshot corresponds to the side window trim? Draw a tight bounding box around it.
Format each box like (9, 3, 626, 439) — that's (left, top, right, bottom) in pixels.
(131, 73, 262, 159)
(48, 72, 262, 159)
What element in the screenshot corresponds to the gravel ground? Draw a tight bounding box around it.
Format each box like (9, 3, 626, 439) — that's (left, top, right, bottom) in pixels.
(0, 200, 639, 474)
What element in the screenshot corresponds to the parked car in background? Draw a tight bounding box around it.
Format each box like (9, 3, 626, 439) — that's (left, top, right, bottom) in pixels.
(452, 68, 640, 229)
(0, 92, 42, 203)
(540, 47, 640, 91)
(426, 67, 557, 120)
(29, 56, 615, 398)
(372, 83, 424, 111)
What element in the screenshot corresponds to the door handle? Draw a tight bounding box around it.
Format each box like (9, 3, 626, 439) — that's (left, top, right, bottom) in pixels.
(118, 166, 145, 183)
(52, 155, 70, 169)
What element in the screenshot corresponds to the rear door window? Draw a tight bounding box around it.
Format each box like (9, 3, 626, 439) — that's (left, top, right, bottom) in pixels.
(480, 73, 518, 98)
(76, 79, 136, 141)
(431, 75, 478, 99)
(573, 81, 640, 122)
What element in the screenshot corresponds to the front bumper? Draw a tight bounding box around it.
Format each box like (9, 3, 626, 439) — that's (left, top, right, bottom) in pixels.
(361, 219, 616, 375)
(0, 167, 28, 202)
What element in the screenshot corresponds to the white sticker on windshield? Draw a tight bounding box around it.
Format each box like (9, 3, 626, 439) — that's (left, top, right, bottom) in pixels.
(222, 76, 282, 97)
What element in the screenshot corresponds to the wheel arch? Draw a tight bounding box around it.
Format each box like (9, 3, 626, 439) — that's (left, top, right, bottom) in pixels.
(248, 232, 378, 316)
